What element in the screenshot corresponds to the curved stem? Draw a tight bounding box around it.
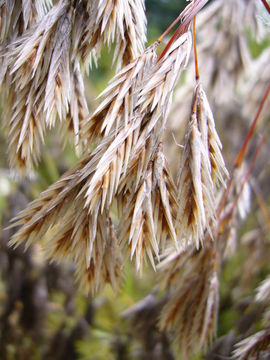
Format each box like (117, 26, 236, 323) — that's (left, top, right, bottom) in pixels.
(192, 16, 200, 80)
(261, 0, 270, 15)
(158, 0, 209, 61)
(234, 82, 270, 168)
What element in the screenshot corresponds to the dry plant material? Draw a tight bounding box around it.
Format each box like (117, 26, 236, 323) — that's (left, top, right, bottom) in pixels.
(119, 145, 178, 271)
(196, 0, 264, 103)
(82, 43, 157, 144)
(85, 0, 147, 70)
(9, 25, 194, 289)
(4, 1, 246, 356)
(233, 328, 270, 359)
(177, 83, 228, 248)
(159, 242, 219, 359)
(233, 274, 270, 358)
(2, 0, 147, 173)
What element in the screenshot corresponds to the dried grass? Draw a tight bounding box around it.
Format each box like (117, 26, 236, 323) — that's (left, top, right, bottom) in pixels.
(4, 0, 267, 358)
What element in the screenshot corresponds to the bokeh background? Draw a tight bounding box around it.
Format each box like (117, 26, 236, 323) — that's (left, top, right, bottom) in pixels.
(0, 1, 270, 359)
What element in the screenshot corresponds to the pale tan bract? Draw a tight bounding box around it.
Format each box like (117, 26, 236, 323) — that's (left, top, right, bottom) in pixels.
(233, 329, 270, 359)
(177, 82, 228, 248)
(85, 0, 147, 70)
(159, 243, 219, 359)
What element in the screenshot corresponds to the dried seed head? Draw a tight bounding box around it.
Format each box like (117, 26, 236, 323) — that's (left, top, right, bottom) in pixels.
(137, 32, 192, 140)
(233, 329, 270, 359)
(119, 144, 178, 271)
(196, 83, 229, 188)
(177, 89, 215, 248)
(159, 244, 219, 358)
(256, 276, 270, 304)
(82, 44, 157, 145)
(5, 2, 89, 172)
(84, 0, 147, 70)
(233, 163, 251, 220)
(9, 155, 122, 294)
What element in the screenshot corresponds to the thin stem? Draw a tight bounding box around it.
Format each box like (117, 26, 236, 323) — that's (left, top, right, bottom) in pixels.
(232, 135, 266, 213)
(158, 2, 193, 42)
(234, 82, 270, 168)
(192, 16, 200, 80)
(158, 0, 209, 61)
(261, 0, 270, 14)
(217, 82, 270, 218)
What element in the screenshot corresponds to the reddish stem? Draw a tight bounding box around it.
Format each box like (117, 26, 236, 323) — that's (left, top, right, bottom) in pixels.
(261, 0, 270, 14)
(234, 82, 270, 168)
(158, 1, 194, 42)
(217, 83, 270, 218)
(232, 135, 266, 213)
(158, 0, 209, 61)
(192, 16, 200, 80)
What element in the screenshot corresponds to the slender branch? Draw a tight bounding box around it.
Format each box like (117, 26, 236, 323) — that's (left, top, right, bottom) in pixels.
(217, 82, 270, 218)
(192, 16, 200, 80)
(234, 82, 270, 168)
(232, 135, 266, 214)
(158, 0, 209, 61)
(261, 0, 270, 15)
(158, 1, 194, 42)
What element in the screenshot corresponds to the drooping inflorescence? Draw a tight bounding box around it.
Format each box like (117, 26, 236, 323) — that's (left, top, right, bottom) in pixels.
(2, 0, 269, 358)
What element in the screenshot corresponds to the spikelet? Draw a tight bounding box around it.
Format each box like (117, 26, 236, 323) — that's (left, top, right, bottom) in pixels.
(7, 77, 46, 172)
(232, 163, 251, 220)
(0, 0, 50, 45)
(256, 276, 270, 304)
(196, 83, 229, 188)
(5, 2, 90, 172)
(233, 328, 270, 359)
(43, 5, 73, 127)
(177, 86, 216, 248)
(85, 0, 147, 70)
(255, 275, 270, 327)
(45, 208, 122, 294)
(119, 144, 178, 271)
(4, 2, 69, 171)
(159, 243, 219, 359)
(119, 164, 159, 271)
(64, 59, 89, 153)
(9, 155, 122, 293)
(116, 32, 192, 192)
(82, 43, 157, 144)
(113, 0, 147, 71)
(136, 32, 192, 146)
